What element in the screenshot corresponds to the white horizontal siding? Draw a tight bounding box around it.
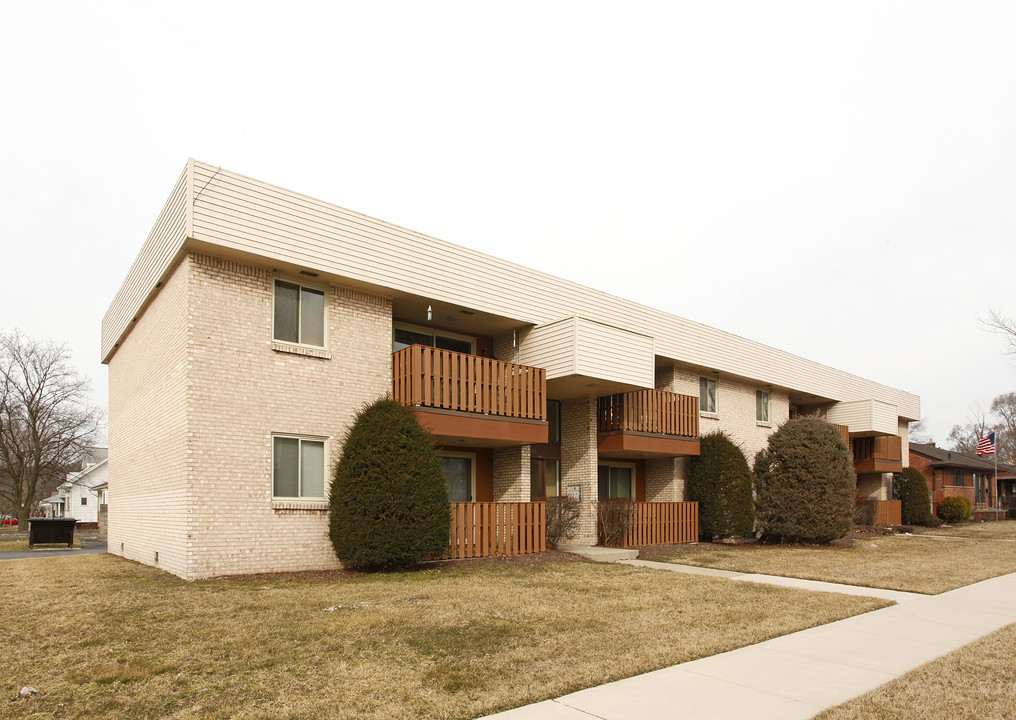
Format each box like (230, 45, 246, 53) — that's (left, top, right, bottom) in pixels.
(520, 318, 577, 378)
(573, 318, 654, 388)
(828, 399, 900, 435)
(101, 164, 190, 361)
(105, 160, 921, 421)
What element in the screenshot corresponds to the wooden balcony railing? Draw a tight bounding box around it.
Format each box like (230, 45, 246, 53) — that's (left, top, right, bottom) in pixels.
(597, 501, 699, 547)
(852, 435, 903, 463)
(832, 423, 850, 448)
(597, 389, 699, 437)
(393, 345, 546, 420)
(440, 502, 546, 559)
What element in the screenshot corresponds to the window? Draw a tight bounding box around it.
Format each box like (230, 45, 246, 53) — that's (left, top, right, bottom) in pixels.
(393, 323, 473, 354)
(975, 473, 985, 504)
(756, 390, 770, 423)
(952, 469, 965, 487)
(273, 436, 325, 499)
(699, 377, 716, 413)
(274, 280, 325, 347)
(547, 400, 561, 443)
(439, 454, 474, 502)
(530, 458, 561, 499)
(80, 497, 87, 506)
(598, 463, 635, 499)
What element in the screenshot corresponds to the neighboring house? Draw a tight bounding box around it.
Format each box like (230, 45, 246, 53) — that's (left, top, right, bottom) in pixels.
(908, 443, 997, 512)
(102, 160, 920, 580)
(39, 449, 109, 522)
(994, 462, 1016, 510)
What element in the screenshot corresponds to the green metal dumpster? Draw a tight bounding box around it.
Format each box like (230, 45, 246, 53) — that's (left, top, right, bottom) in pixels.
(28, 518, 76, 548)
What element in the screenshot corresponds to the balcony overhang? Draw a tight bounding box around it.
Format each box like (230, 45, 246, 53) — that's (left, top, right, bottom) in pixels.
(597, 431, 701, 459)
(410, 407, 549, 448)
(855, 459, 903, 474)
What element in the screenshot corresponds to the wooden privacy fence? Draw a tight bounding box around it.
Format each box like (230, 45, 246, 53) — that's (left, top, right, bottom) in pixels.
(393, 345, 546, 420)
(441, 501, 546, 559)
(597, 390, 699, 437)
(875, 500, 902, 525)
(598, 501, 699, 547)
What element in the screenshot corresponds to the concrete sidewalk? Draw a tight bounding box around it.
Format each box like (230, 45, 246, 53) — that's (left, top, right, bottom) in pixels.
(481, 571, 1016, 720)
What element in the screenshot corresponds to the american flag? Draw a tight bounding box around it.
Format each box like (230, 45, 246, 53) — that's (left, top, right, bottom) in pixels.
(976, 432, 995, 456)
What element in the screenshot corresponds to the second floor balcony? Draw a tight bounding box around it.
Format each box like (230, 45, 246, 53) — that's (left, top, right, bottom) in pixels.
(392, 345, 548, 447)
(852, 435, 903, 473)
(597, 389, 701, 458)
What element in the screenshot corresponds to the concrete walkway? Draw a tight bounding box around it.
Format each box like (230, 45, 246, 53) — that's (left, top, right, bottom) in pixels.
(481, 570, 1016, 720)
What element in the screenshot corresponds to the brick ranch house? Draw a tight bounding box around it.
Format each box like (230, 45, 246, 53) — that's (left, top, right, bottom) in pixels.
(102, 160, 921, 580)
(908, 443, 1000, 514)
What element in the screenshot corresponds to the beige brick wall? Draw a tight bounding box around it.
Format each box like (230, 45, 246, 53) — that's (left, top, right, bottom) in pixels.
(664, 364, 790, 463)
(493, 446, 531, 501)
(561, 397, 598, 543)
(184, 254, 392, 579)
(107, 254, 193, 579)
(110, 252, 393, 580)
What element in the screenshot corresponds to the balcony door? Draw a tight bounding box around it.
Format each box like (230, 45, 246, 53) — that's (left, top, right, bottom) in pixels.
(440, 454, 475, 502)
(393, 323, 473, 354)
(598, 463, 634, 499)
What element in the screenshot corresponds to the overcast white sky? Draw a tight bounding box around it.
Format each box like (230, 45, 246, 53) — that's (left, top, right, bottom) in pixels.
(2, 1, 1013, 445)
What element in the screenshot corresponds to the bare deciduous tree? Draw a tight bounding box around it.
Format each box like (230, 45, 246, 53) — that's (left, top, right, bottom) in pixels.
(984, 309, 1016, 355)
(945, 403, 991, 456)
(908, 418, 933, 445)
(0, 330, 103, 525)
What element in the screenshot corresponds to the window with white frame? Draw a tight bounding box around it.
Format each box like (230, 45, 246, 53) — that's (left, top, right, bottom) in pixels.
(756, 390, 770, 423)
(274, 279, 325, 347)
(273, 435, 326, 499)
(81, 497, 87, 505)
(699, 377, 717, 414)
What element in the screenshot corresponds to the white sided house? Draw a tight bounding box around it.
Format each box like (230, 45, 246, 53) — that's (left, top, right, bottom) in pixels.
(103, 160, 920, 580)
(40, 450, 109, 523)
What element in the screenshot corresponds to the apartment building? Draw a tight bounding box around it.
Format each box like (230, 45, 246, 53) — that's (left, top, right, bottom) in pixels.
(103, 160, 920, 580)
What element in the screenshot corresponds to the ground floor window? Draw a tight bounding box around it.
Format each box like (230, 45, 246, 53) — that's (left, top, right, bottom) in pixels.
(440, 453, 474, 502)
(530, 458, 560, 499)
(273, 435, 326, 499)
(598, 463, 634, 499)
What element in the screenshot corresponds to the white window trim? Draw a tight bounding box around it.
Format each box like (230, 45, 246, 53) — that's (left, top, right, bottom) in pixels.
(393, 321, 475, 354)
(598, 461, 637, 499)
(756, 389, 771, 425)
(439, 451, 476, 502)
(272, 277, 329, 351)
(271, 433, 328, 501)
(699, 376, 718, 416)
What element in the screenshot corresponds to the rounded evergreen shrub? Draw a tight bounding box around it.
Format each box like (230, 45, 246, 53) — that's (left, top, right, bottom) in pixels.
(753, 417, 856, 543)
(893, 467, 935, 526)
(687, 431, 755, 540)
(936, 496, 968, 524)
(329, 397, 451, 570)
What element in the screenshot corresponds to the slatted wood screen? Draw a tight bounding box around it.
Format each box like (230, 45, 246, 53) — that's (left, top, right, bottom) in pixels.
(875, 500, 902, 525)
(393, 345, 546, 420)
(441, 502, 546, 559)
(598, 502, 699, 547)
(852, 436, 903, 462)
(597, 390, 699, 437)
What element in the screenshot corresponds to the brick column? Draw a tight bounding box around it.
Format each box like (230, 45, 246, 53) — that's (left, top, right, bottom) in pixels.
(493, 446, 531, 502)
(646, 457, 690, 501)
(561, 396, 599, 544)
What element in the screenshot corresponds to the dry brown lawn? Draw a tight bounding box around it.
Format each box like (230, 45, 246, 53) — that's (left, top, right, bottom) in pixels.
(645, 523, 1016, 594)
(816, 622, 1016, 720)
(916, 519, 1016, 540)
(1, 553, 886, 720)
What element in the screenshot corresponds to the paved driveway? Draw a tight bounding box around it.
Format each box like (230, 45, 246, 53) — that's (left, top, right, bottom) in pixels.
(0, 541, 107, 560)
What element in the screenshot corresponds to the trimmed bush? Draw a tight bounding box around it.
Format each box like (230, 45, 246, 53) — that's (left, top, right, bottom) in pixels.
(893, 467, 935, 525)
(545, 495, 581, 549)
(753, 417, 856, 543)
(687, 431, 755, 540)
(329, 397, 451, 570)
(936, 496, 972, 524)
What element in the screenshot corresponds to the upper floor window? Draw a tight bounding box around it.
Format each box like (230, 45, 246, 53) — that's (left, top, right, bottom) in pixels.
(273, 435, 326, 499)
(756, 390, 770, 423)
(699, 377, 717, 414)
(274, 280, 325, 347)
